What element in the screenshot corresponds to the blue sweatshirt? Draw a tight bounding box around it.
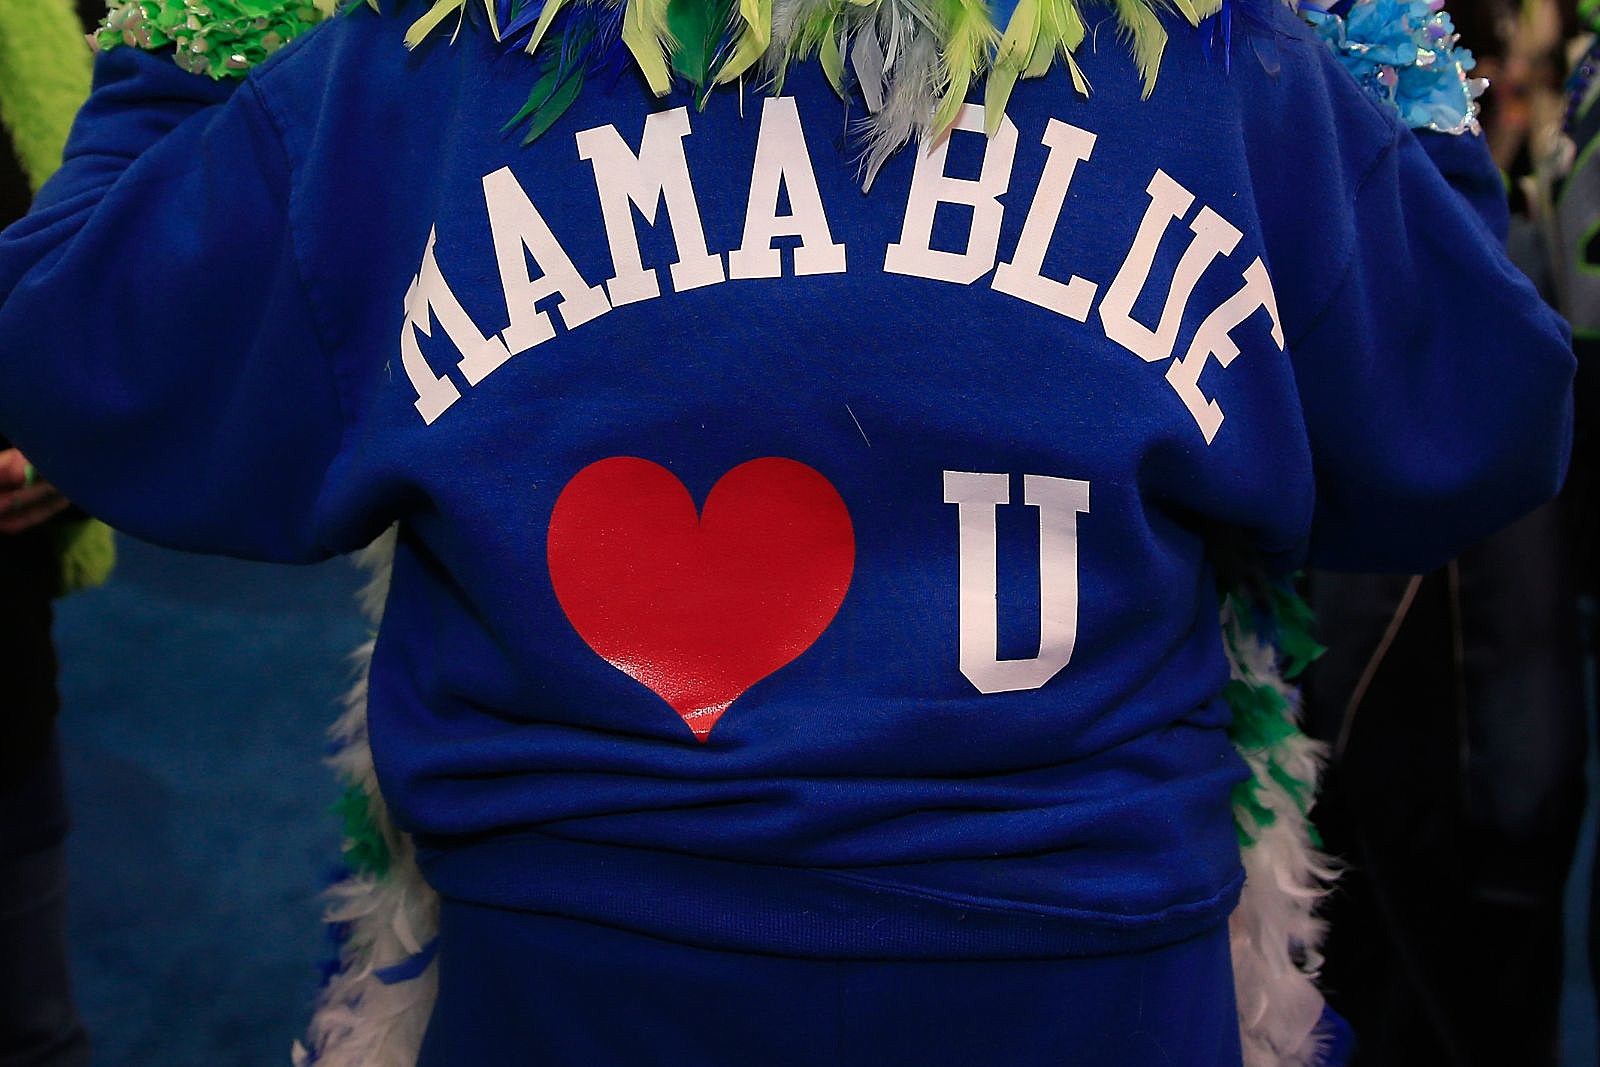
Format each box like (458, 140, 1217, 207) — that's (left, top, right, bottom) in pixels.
(0, 2, 1573, 959)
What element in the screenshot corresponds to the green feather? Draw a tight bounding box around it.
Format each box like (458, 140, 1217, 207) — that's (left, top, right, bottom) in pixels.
(985, 0, 1091, 129)
(779, 0, 848, 94)
(523, 0, 574, 56)
(982, 64, 1020, 130)
(503, 25, 592, 144)
(715, 0, 773, 84)
(985, 0, 1038, 130)
(995, 0, 1041, 68)
(1224, 678, 1296, 749)
(1220, 585, 1326, 849)
(668, 0, 736, 86)
(521, 70, 585, 141)
(930, 0, 996, 135)
(623, 0, 676, 95)
(1062, 49, 1089, 95)
(1269, 585, 1326, 680)
(1023, 22, 1056, 77)
(333, 784, 392, 878)
(789, 0, 846, 61)
(404, 0, 467, 49)
(819, 23, 846, 94)
(1167, 0, 1202, 27)
(1027, 0, 1087, 87)
(1232, 777, 1276, 844)
(1112, 0, 1168, 98)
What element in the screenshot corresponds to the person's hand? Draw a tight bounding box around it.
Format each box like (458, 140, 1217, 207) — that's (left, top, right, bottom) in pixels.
(0, 449, 70, 534)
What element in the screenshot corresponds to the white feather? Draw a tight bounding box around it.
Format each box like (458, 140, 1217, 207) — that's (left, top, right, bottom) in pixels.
(295, 529, 442, 1067)
(852, 27, 887, 112)
(768, 0, 834, 64)
(861, 31, 939, 187)
(766, 0, 944, 186)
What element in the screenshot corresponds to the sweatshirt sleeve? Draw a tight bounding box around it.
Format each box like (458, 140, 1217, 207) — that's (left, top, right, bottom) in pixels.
(0, 46, 346, 563)
(1291, 126, 1575, 574)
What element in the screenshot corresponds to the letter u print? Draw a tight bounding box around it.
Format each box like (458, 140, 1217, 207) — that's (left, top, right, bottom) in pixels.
(943, 472, 1091, 694)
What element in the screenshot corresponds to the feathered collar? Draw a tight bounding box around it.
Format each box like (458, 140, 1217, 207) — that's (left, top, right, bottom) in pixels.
(93, 0, 1480, 183)
(412, 0, 1223, 176)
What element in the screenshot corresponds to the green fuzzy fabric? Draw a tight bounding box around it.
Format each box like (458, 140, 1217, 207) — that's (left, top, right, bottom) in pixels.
(55, 517, 116, 594)
(0, 0, 92, 192)
(0, 0, 115, 595)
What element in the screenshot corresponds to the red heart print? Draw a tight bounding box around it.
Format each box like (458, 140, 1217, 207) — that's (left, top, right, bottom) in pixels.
(547, 457, 856, 741)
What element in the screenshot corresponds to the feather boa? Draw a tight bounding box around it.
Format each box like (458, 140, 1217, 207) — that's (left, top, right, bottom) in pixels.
(292, 530, 441, 1067)
(292, 533, 1337, 1066)
(427, 0, 1220, 180)
(1223, 592, 1338, 1067)
(95, 0, 1479, 177)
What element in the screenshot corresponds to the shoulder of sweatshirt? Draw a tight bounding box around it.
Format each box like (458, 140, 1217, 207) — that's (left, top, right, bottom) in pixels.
(1223, 3, 1427, 339)
(1234, 0, 1405, 152)
(243, 5, 434, 134)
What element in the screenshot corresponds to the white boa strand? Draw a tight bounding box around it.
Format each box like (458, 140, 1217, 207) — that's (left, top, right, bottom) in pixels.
(293, 530, 444, 1067)
(766, 0, 962, 187)
(1223, 599, 1340, 1067)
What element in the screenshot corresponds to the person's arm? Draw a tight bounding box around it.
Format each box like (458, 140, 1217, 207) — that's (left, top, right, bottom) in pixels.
(0, 45, 347, 563)
(1293, 124, 1575, 573)
(1414, 126, 1511, 244)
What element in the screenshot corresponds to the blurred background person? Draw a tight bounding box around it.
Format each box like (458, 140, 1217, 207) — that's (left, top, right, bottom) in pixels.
(1304, 1, 1592, 1064)
(0, 2, 112, 1064)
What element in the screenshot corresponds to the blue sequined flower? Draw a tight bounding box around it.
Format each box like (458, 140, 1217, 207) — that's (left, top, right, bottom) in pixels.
(1304, 0, 1486, 134)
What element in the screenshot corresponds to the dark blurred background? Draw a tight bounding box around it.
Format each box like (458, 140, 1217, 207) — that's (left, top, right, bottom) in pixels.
(54, 539, 364, 1064)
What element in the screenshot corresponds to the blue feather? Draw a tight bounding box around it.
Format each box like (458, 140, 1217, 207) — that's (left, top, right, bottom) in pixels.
(374, 937, 440, 985)
(559, 8, 597, 68)
(497, 0, 545, 48)
(1202, 0, 1279, 76)
(590, 3, 632, 80)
